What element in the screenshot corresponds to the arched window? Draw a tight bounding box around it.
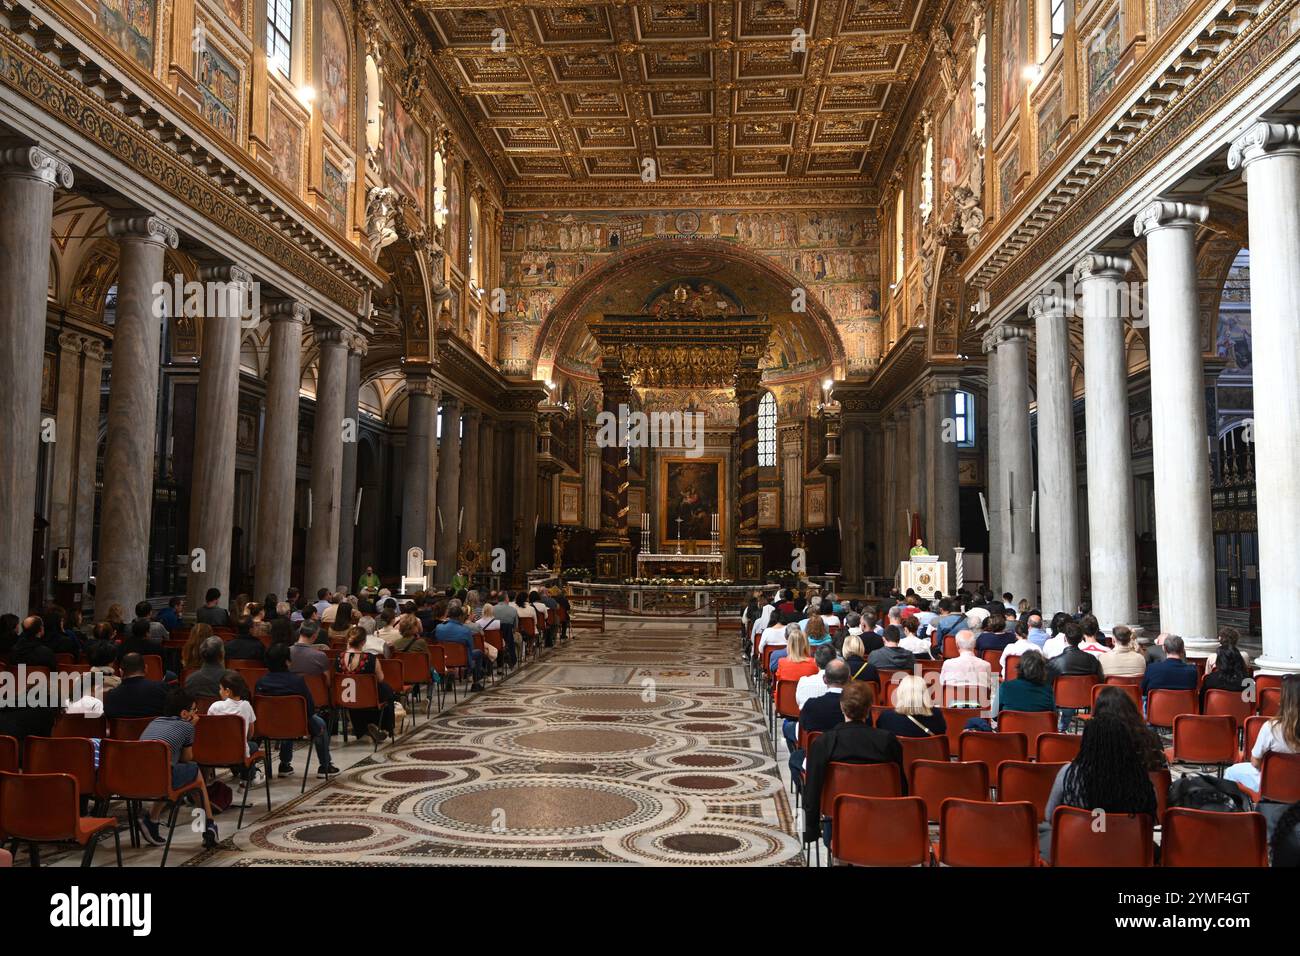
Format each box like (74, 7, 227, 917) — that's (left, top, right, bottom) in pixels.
(954, 390, 976, 448)
(758, 391, 777, 467)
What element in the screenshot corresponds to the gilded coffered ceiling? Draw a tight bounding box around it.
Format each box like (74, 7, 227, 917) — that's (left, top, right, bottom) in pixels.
(413, 0, 938, 194)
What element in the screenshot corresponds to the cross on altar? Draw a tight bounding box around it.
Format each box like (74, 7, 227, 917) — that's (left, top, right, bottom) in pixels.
(674, 517, 684, 555)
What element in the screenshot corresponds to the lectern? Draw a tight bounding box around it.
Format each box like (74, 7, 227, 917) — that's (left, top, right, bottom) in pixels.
(898, 556, 948, 597)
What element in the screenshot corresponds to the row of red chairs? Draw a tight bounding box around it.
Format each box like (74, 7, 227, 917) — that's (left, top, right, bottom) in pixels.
(830, 796, 1270, 867)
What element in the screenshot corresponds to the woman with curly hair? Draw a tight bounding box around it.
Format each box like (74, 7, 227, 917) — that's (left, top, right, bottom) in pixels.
(1090, 684, 1168, 771)
(182, 623, 213, 671)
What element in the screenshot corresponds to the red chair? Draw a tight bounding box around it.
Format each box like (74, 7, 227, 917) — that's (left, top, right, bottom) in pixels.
(1035, 732, 1082, 763)
(302, 671, 331, 712)
(255, 694, 329, 793)
(1094, 681, 1140, 713)
(939, 705, 983, 755)
(909, 760, 989, 822)
(23, 736, 97, 801)
(1053, 674, 1099, 728)
(942, 635, 960, 659)
(980, 649, 1002, 673)
(0, 771, 120, 867)
(51, 713, 107, 739)
(1150, 767, 1172, 822)
(1165, 715, 1238, 773)
(0, 734, 18, 773)
(331, 671, 384, 750)
(831, 795, 930, 866)
(1243, 715, 1268, 758)
(1161, 808, 1267, 867)
(997, 710, 1057, 753)
(772, 680, 800, 750)
(808, 760, 903, 866)
(1258, 687, 1281, 717)
(1004, 656, 1022, 682)
(394, 650, 436, 716)
(1147, 688, 1199, 730)
(958, 731, 1028, 777)
(898, 734, 949, 779)
(95, 739, 205, 866)
(1203, 688, 1254, 734)
(997, 760, 1067, 822)
(1105, 674, 1142, 685)
(193, 715, 268, 829)
(1050, 806, 1154, 867)
(427, 645, 456, 707)
(141, 655, 165, 682)
(437, 641, 471, 693)
(937, 798, 1039, 867)
(108, 717, 155, 741)
(1259, 751, 1300, 803)
(379, 658, 411, 729)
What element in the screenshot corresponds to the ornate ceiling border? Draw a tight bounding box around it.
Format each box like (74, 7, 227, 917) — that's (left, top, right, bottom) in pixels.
(0, 20, 373, 314)
(505, 183, 878, 210)
(968, 0, 1291, 303)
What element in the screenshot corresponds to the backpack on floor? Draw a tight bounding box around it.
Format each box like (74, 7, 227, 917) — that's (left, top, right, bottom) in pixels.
(1168, 772, 1252, 813)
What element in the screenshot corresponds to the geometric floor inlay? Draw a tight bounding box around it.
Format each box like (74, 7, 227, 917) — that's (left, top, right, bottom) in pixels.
(184, 618, 803, 866)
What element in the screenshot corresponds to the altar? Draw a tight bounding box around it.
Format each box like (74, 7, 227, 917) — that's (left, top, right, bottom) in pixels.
(635, 552, 725, 578)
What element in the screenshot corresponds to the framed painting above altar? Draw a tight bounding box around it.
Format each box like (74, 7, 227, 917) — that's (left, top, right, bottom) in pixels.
(659, 456, 723, 549)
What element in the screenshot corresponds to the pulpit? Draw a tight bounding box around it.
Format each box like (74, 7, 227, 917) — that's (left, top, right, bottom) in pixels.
(898, 556, 948, 597)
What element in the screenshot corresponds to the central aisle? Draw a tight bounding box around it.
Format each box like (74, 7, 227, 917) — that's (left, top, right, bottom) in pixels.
(191, 619, 803, 866)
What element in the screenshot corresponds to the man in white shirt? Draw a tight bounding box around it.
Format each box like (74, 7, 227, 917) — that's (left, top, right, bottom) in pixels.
(757, 617, 789, 658)
(795, 645, 837, 709)
(1042, 627, 1070, 659)
(939, 632, 993, 702)
(898, 617, 932, 658)
(1078, 615, 1111, 656)
(312, 588, 332, 618)
(998, 620, 1038, 673)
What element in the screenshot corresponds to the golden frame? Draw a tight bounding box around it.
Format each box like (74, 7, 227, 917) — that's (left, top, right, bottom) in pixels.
(658, 456, 724, 550)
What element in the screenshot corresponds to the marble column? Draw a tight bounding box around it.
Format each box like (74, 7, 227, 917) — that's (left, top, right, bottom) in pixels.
(185, 264, 249, 613)
(925, 374, 962, 568)
(983, 332, 1002, 587)
(435, 394, 463, 579)
(0, 146, 72, 615)
(894, 407, 913, 563)
(1133, 200, 1216, 649)
(1031, 292, 1081, 615)
(909, 395, 927, 549)
(71, 339, 105, 583)
(336, 335, 364, 589)
(96, 214, 179, 613)
(478, 416, 495, 549)
(460, 406, 482, 546)
(400, 371, 436, 565)
(993, 319, 1036, 604)
(49, 333, 88, 579)
(839, 415, 866, 588)
(881, 416, 897, 581)
(304, 327, 348, 597)
(736, 366, 763, 580)
(595, 369, 630, 580)
(1229, 122, 1300, 671)
(1075, 253, 1139, 631)
(252, 301, 306, 599)
(515, 417, 539, 574)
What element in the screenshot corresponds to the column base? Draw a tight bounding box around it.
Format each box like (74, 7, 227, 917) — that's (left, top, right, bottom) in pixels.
(1251, 655, 1300, 675)
(736, 542, 764, 583)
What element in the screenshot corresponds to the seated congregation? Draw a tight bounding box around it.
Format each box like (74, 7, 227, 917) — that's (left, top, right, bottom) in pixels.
(744, 586, 1300, 867)
(0, 583, 571, 865)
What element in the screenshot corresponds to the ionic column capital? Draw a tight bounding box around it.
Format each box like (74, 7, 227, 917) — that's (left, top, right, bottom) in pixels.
(264, 301, 310, 325)
(84, 338, 106, 362)
(58, 331, 85, 355)
(406, 375, 440, 399)
(107, 213, 179, 249)
(0, 145, 73, 188)
(312, 322, 349, 346)
(1028, 292, 1068, 321)
(440, 393, 463, 411)
(198, 263, 253, 285)
(1227, 121, 1300, 170)
(1132, 200, 1209, 238)
(462, 405, 482, 422)
(923, 374, 963, 398)
(346, 331, 369, 357)
(1073, 252, 1133, 283)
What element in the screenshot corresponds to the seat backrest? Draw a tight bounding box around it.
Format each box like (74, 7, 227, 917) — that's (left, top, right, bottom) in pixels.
(97, 738, 172, 799)
(909, 759, 990, 822)
(193, 714, 249, 765)
(438, 641, 469, 668)
(938, 798, 1039, 867)
(332, 671, 380, 708)
(997, 711, 1057, 751)
(1150, 767, 1172, 821)
(1147, 688, 1199, 728)
(51, 712, 107, 739)
(141, 654, 165, 682)
(980, 649, 1002, 671)
(1161, 808, 1267, 867)
(1260, 751, 1300, 803)
(831, 795, 929, 866)
(254, 694, 310, 739)
(1171, 714, 1237, 763)
(1095, 681, 1141, 712)
(819, 761, 902, 816)
(773, 679, 799, 719)
(23, 736, 96, 794)
(1004, 656, 1021, 682)
(898, 734, 950, 777)
(1258, 687, 1281, 717)
(0, 735, 17, 773)
(381, 658, 406, 690)
(1050, 806, 1153, 866)
(1053, 674, 1099, 709)
(958, 731, 1028, 776)
(395, 651, 432, 683)
(108, 716, 156, 740)
(427, 644, 449, 677)
(0, 771, 80, 842)
(1243, 715, 1268, 757)
(997, 760, 1067, 823)
(1203, 688, 1254, 727)
(939, 706, 982, 753)
(1035, 732, 1081, 764)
